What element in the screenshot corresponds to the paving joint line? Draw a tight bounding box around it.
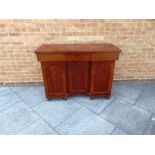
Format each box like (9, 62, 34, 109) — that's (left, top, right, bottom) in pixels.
(99, 115, 132, 135)
(10, 87, 59, 135)
(77, 105, 130, 135)
(70, 97, 115, 116)
(99, 97, 116, 114)
(0, 100, 22, 114)
(133, 89, 145, 106)
(54, 106, 83, 130)
(109, 127, 117, 135)
(15, 118, 40, 135)
(142, 113, 154, 135)
(102, 94, 153, 118)
(100, 97, 153, 135)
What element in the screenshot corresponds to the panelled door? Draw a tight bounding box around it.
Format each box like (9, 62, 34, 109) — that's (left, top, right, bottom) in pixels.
(67, 61, 90, 95)
(90, 61, 115, 97)
(41, 61, 67, 98)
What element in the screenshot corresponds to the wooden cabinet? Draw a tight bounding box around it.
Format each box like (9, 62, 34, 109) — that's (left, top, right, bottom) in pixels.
(35, 44, 121, 100)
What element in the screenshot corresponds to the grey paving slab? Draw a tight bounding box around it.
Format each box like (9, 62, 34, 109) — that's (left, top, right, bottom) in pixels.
(16, 86, 45, 107)
(32, 99, 81, 128)
(18, 119, 57, 135)
(144, 117, 155, 135)
(135, 89, 155, 115)
(0, 92, 21, 112)
(0, 82, 154, 135)
(55, 107, 115, 135)
(10, 86, 28, 93)
(0, 102, 39, 134)
(0, 87, 14, 96)
(112, 128, 128, 135)
(136, 83, 155, 91)
(70, 96, 114, 114)
(112, 83, 143, 104)
(101, 99, 152, 134)
(11, 86, 43, 92)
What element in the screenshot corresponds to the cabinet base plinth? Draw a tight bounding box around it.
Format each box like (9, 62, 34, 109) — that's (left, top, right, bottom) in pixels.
(46, 93, 111, 101)
(46, 94, 68, 101)
(105, 96, 111, 99)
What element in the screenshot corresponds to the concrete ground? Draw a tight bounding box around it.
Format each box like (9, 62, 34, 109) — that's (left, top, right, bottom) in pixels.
(0, 82, 155, 135)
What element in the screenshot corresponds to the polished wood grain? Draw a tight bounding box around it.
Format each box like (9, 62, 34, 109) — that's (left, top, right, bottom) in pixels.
(36, 52, 119, 62)
(90, 61, 115, 97)
(67, 61, 90, 95)
(41, 62, 67, 99)
(35, 43, 121, 54)
(35, 43, 121, 100)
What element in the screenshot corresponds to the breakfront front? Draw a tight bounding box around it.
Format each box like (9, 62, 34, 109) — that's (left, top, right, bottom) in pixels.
(35, 44, 121, 100)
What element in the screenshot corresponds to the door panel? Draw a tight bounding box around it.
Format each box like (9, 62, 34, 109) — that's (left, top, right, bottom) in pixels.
(67, 61, 90, 95)
(41, 61, 67, 98)
(90, 61, 115, 97)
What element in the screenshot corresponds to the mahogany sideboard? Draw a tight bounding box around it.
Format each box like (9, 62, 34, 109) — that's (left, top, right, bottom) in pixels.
(35, 44, 121, 100)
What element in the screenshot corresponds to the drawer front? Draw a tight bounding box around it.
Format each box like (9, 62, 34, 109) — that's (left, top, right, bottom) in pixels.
(91, 52, 119, 61)
(37, 54, 66, 61)
(37, 53, 91, 61)
(66, 53, 90, 61)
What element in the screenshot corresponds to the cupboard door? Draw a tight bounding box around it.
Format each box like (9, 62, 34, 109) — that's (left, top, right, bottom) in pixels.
(67, 61, 90, 95)
(41, 61, 67, 99)
(90, 61, 115, 97)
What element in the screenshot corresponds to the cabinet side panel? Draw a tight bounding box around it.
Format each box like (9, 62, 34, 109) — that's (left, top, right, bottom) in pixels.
(108, 61, 115, 96)
(41, 62, 49, 98)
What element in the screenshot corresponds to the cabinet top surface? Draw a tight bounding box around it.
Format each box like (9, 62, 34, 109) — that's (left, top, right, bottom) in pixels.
(35, 43, 121, 54)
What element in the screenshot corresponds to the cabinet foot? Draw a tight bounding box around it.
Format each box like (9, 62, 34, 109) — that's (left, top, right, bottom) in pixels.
(63, 96, 68, 100)
(46, 97, 51, 101)
(90, 96, 94, 100)
(105, 96, 111, 100)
